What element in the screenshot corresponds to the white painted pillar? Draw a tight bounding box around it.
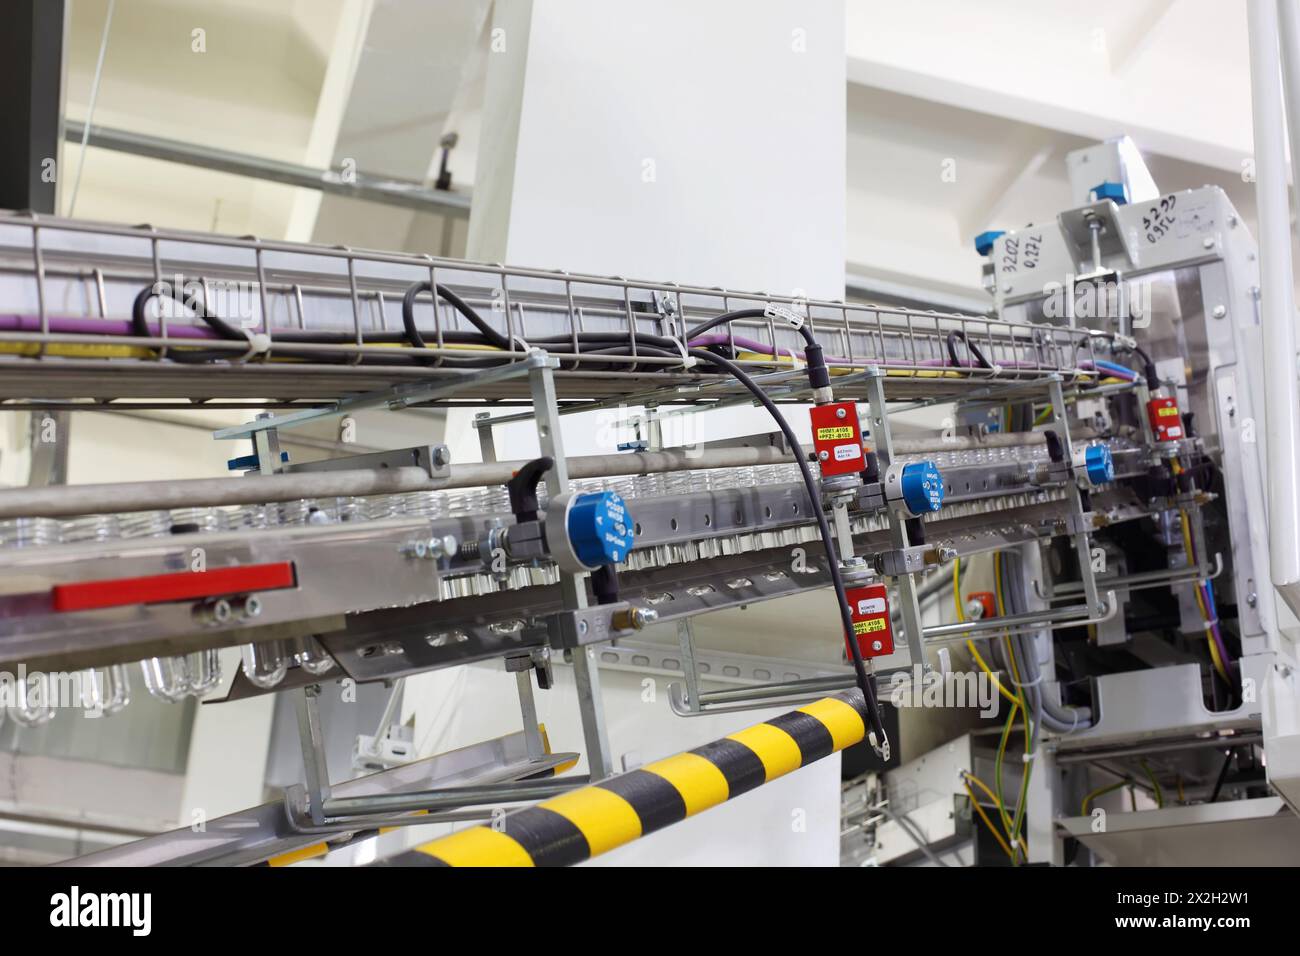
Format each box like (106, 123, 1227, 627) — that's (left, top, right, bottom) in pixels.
(413, 0, 849, 866)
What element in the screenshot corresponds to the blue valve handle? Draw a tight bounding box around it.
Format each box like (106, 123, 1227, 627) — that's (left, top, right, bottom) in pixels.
(1084, 444, 1115, 485)
(567, 491, 635, 567)
(900, 461, 944, 516)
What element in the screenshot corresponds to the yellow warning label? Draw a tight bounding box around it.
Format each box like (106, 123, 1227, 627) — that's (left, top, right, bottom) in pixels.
(816, 426, 855, 440)
(1157, 406, 1178, 417)
(853, 618, 887, 635)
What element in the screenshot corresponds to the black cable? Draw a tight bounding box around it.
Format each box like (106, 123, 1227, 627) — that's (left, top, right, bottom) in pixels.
(403, 280, 516, 351)
(945, 329, 992, 370)
(131, 284, 247, 364)
(1209, 750, 1234, 803)
(688, 347, 888, 755)
(1119, 342, 1160, 390)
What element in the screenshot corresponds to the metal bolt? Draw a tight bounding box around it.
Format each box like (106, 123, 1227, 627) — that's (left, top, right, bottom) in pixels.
(1247, 591, 1258, 608)
(818, 450, 830, 461)
(1212, 305, 1226, 319)
(613, 607, 659, 631)
(577, 619, 589, 635)
(242, 595, 262, 619)
(194, 597, 233, 626)
(432, 444, 451, 468)
(835, 407, 847, 419)
(871, 640, 883, 652)
(1203, 237, 1215, 250)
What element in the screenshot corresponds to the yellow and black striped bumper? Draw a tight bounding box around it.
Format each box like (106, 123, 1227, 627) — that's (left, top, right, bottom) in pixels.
(377, 689, 867, 867)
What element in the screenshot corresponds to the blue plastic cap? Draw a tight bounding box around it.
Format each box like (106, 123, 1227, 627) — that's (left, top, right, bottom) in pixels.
(974, 230, 1006, 256)
(1091, 181, 1128, 205)
(901, 461, 945, 515)
(1085, 444, 1115, 485)
(567, 491, 635, 567)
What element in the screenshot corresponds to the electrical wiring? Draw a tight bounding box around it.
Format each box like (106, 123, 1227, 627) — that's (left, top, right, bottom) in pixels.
(953, 559, 1018, 707)
(961, 776, 1015, 862)
(995, 552, 1033, 865)
(402, 280, 517, 351)
(687, 348, 887, 756)
(962, 772, 1025, 861)
(1081, 779, 1128, 815)
(993, 699, 1021, 859)
(1139, 759, 1164, 808)
(1177, 507, 1233, 683)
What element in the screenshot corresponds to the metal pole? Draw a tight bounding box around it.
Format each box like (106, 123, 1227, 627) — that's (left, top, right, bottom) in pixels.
(295, 685, 332, 826)
(0, 443, 795, 519)
(864, 370, 928, 670)
(529, 363, 614, 780)
(1047, 375, 1102, 614)
(1251, 0, 1300, 613)
(322, 777, 587, 817)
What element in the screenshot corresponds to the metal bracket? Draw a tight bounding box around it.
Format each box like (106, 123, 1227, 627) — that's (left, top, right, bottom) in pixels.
(1036, 552, 1224, 599)
(286, 443, 451, 479)
(543, 602, 638, 649)
(213, 351, 554, 440)
(921, 589, 1119, 644)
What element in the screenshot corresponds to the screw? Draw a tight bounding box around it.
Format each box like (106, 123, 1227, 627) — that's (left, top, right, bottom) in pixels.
(613, 607, 659, 631)
(577, 619, 589, 635)
(1247, 591, 1258, 608)
(241, 595, 262, 619)
(1212, 305, 1226, 319)
(1203, 237, 1215, 249)
(818, 450, 829, 461)
(836, 407, 847, 419)
(432, 444, 451, 468)
(193, 598, 233, 626)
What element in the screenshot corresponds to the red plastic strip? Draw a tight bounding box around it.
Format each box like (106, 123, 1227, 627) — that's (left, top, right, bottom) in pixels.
(51, 562, 296, 613)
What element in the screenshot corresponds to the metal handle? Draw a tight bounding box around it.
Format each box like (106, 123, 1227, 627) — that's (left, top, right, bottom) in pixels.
(919, 589, 1119, 645)
(1033, 553, 1223, 600)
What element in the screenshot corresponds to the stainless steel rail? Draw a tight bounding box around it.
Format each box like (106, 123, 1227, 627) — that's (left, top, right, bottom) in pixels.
(0, 212, 1118, 405)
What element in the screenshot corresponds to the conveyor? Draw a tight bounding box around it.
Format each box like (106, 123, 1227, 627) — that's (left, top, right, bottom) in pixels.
(0, 162, 1294, 866)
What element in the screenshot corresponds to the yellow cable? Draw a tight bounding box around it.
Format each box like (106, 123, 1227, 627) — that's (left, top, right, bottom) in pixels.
(963, 772, 1027, 859)
(1139, 758, 1164, 808)
(1081, 779, 1127, 815)
(954, 559, 1018, 707)
(962, 776, 1015, 862)
(1178, 509, 1230, 681)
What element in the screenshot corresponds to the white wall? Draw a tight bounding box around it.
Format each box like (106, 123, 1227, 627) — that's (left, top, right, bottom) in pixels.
(409, 0, 849, 865)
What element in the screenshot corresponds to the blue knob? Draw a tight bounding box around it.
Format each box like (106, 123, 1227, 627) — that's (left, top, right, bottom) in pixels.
(901, 461, 944, 515)
(974, 230, 1006, 256)
(567, 491, 634, 567)
(1091, 181, 1127, 205)
(1085, 444, 1115, 485)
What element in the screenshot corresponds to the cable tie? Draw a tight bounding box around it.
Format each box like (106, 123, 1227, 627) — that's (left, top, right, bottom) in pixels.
(235, 328, 270, 363)
(763, 303, 805, 330)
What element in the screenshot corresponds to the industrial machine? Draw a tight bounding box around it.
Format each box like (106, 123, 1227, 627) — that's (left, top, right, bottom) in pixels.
(0, 130, 1297, 866)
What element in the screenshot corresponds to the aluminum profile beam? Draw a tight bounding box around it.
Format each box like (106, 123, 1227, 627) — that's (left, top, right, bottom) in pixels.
(62, 121, 472, 219)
